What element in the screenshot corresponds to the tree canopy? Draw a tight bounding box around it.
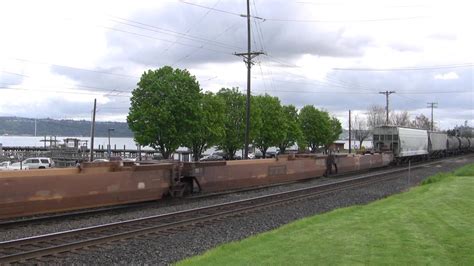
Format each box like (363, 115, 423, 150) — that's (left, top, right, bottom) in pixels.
(253, 94, 286, 157)
(188, 92, 225, 161)
(127, 67, 346, 160)
(127, 66, 201, 159)
(299, 105, 332, 152)
(278, 104, 303, 154)
(216, 88, 246, 160)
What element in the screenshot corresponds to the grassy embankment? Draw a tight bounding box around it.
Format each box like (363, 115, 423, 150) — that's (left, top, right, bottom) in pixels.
(179, 164, 474, 265)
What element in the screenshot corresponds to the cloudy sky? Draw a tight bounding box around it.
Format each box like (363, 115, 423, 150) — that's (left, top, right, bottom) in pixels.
(0, 0, 472, 129)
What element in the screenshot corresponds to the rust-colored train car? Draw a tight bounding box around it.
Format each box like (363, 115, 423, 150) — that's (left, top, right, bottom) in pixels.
(0, 153, 392, 220)
(336, 153, 393, 173)
(183, 153, 393, 193)
(182, 154, 326, 192)
(0, 162, 173, 219)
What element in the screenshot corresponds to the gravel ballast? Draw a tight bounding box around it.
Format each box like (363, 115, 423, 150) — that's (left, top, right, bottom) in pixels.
(2, 156, 473, 264)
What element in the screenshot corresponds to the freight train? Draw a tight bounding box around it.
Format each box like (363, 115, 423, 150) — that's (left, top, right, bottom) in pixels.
(0, 126, 472, 220)
(372, 126, 474, 163)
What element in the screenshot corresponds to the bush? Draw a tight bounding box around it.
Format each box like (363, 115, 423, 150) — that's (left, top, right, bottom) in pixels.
(453, 164, 474, 177)
(422, 172, 451, 185)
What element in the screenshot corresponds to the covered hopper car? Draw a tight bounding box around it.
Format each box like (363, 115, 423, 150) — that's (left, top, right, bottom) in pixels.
(373, 126, 472, 161)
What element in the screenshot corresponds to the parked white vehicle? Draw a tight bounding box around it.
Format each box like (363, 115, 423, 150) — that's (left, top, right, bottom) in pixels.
(22, 158, 54, 169)
(0, 161, 10, 170)
(0, 161, 30, 170)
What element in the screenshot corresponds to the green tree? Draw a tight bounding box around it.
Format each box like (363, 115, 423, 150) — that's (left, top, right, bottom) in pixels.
(253, 94, 285, 158)
(299, 105, 331, 152)
(216, 88, 262, 160)
(327, 116, 343, 148)
(216, 88, 246, 160)
(278, 104, 303, 154)
(188, 92, 225, 161)
(127, 66, 201, 159)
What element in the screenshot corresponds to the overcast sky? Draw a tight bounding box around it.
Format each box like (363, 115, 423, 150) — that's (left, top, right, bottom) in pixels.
(0, 0, 472, 129)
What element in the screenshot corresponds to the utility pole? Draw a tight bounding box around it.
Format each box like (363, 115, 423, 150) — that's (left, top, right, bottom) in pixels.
(379, 91, 395, 125)
(89, 99, 97, 162)
(235, 0, 264, 159)
(427, 102, 438, 131)
(348, 110, 352, 154)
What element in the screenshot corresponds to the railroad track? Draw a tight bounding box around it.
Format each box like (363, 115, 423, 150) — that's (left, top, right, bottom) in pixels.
(0, 156, 461, 264)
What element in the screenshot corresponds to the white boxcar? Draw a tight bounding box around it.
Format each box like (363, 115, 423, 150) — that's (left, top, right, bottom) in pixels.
(428, 131, 447, 154)
(373, 126, 428, 158)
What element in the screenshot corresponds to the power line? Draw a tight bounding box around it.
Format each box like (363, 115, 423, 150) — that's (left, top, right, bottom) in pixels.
(296, 2, 428, 8)
(251, 0, 277, 93)
(100, 26, 234, 55)
(179, 1, 428, 23)
(161, 0, 229, 59)
(1, 70, 133, 96)
(264, 16, 428, 23)
(261, 55, 376, 92)
(399, 90, 472, 94)
(0, 86, 131, 98)
(333, 63, 474, 71)
(179, 0, 244, 17)
(109, 15, 242, 50)
(170, 21, 241, 67)
(252, 88, 375, 94)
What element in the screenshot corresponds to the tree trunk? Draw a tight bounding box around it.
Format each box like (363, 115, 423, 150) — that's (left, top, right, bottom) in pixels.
(192, 144, 204, 162)
(279, 145, 286, 154)
(192, 148, 200, 162)
(160, 144, 170, 159)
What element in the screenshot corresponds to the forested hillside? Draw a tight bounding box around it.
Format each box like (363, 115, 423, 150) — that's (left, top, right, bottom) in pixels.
(0, 117, 133, 137)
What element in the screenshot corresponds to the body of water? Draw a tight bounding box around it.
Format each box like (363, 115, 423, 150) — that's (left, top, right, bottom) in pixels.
(0, 136, 148, 150)
(0, 136, 373, 155)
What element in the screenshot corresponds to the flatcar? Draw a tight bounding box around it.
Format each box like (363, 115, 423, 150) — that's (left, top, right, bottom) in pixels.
(0, 153, 393, 220)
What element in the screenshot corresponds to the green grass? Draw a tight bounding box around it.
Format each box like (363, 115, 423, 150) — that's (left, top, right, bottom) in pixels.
(179, 164, 474, 265)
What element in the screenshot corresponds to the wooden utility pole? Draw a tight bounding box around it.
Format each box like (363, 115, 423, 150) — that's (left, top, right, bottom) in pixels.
(379, 91, 395, 125)
(235, 0, 264, 159)
(427, 102, 438, 131)
(89, 99, 97, 162)
(348, 110, 352, 154)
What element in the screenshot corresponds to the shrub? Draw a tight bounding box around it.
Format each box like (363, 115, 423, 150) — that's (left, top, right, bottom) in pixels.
(453, 164, 474, 177)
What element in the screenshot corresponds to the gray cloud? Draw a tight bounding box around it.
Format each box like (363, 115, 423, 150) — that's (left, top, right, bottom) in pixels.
(428, 32, 457, 41)
(0, 72, 24, 87)
(103, 0, 372, 69)
(389, 42, 423, 52)
(39, 1, 472, 128)
(249, 67, 473, 123)
(51, 65, 138, 92)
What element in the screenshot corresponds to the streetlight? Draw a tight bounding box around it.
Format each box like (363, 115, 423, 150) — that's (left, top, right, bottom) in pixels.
(107, 128, 114, 158)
